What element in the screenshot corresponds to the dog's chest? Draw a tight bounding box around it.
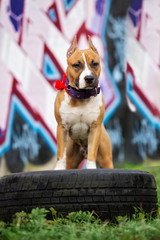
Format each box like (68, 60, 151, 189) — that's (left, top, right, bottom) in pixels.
(60, 92, 102, 140)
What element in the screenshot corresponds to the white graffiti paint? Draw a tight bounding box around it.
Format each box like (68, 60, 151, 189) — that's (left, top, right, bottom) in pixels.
(12, 124, 41, 164)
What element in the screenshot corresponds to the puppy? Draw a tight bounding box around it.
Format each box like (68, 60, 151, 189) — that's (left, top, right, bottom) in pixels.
(54, 36, 113, 170)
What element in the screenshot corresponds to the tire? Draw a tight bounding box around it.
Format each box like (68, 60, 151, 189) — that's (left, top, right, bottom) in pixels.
(0, 169, 157, 222)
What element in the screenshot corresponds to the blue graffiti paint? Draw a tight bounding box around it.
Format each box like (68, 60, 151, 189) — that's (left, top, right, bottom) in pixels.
(130, 0, 142, 11)
(48, 9, 57, 23)
(12, 123, 41, 165)
(132, 119, 160, 159)
(0, 128, 3, 140)
(63, 0, 76, 11)
(128, 0, 142, 27)
(43, 54, 61, 80)
(96, 0, 105, 15)
(9, 0, 24, 16)
(7, 0, 24, 32)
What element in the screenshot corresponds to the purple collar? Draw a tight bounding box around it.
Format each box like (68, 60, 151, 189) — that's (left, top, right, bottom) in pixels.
(65, 76, 100, 99)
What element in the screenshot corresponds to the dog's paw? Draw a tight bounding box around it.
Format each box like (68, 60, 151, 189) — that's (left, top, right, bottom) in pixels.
(86, 160, 96, 169)
(54, 158, 66, 170)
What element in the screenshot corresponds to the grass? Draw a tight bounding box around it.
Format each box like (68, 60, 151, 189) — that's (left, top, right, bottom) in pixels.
(1, 163, 160, 240)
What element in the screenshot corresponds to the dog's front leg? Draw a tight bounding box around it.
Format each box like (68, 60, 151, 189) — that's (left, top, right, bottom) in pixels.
(54, 124, 67, 170)
(86, 123, 101, 169)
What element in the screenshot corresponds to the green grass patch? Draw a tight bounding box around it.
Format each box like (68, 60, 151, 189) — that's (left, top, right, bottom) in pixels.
(1, 207, 160, 240)
(1, 164, 160, 240)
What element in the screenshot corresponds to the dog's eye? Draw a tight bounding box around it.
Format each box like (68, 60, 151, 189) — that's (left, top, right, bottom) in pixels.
(72, 62, 81, 69)
(91, 61, 99, 68)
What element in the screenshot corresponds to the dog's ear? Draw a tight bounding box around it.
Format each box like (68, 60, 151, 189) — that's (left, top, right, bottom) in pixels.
(88, 36, 99, 55)
(67, 36, 78, 58)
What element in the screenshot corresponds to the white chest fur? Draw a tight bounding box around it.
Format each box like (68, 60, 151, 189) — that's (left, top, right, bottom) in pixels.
(60, 92, 102, 141)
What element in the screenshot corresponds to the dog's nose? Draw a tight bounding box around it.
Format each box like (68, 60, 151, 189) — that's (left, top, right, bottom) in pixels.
(84, 75, 94, 84)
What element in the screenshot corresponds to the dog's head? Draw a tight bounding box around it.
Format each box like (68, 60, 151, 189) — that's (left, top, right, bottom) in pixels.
(66, 36, 101, 90)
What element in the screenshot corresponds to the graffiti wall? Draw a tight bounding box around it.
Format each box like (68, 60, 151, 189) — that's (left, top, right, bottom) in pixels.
(0, 0, 118, 174)
(0, 0, 160, 175)
(106, 0, 160, 163)
(125, 0, 160, 162)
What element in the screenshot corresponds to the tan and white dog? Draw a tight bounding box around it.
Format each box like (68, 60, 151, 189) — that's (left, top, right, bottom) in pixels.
(54, 36, 113, 170)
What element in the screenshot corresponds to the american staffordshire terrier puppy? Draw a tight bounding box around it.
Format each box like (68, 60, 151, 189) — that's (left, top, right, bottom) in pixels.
(54, 36, 113, 170)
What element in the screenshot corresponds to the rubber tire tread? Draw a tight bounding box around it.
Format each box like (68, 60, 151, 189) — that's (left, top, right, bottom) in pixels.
(0, 169, 157, 222)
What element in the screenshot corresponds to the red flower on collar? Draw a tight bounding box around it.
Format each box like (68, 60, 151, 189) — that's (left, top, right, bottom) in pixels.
(55, 74, 67, 91)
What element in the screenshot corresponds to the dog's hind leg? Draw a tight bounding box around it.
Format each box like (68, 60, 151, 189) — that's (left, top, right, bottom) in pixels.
(66, 138, 84, 169)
